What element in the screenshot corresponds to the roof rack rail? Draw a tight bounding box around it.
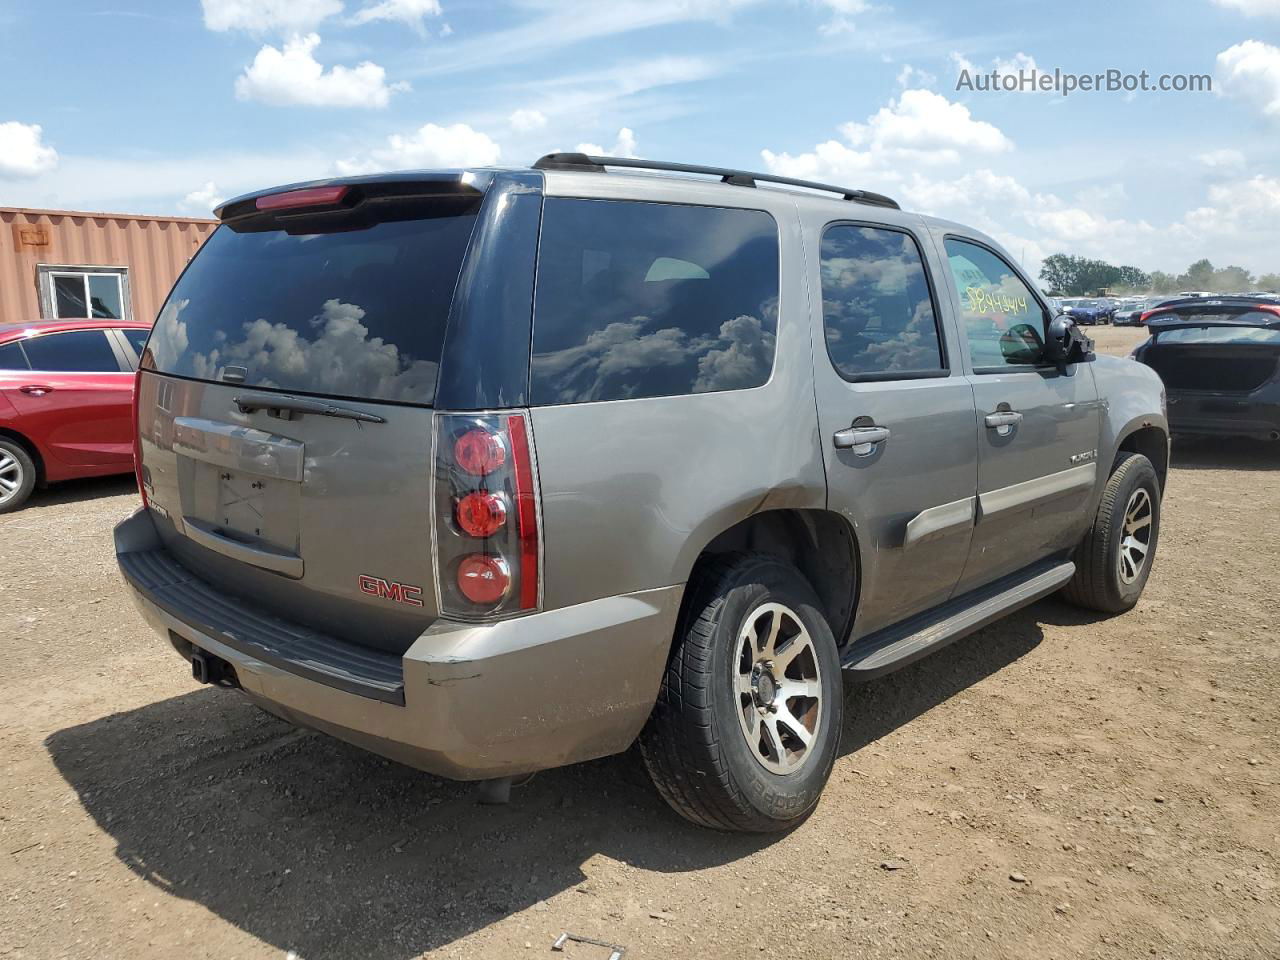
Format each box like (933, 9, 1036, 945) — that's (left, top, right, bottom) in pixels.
(532, 153, 900, 210)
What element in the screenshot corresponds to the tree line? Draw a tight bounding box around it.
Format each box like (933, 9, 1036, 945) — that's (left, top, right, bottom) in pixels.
(1038, 254, 1279, 297)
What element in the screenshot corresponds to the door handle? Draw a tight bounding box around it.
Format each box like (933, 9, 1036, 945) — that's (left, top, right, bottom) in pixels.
(833, 423, 890, 456)
(984, 409, 1023, 437)
(19, 385, 54, 396)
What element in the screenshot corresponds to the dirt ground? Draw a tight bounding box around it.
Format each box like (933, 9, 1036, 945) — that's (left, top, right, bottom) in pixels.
(2, 324, 1277, 960)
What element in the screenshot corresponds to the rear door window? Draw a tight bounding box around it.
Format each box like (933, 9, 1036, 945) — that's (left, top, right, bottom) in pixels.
(530, 199, 780, 404)
(146, 202, 480, 405)
(22, 330, 122, 372)
(944, 238, 1050, 369)
(820, 224, 945, 379)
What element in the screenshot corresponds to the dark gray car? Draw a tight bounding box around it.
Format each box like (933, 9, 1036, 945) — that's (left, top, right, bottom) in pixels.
(115, 155, 1169, 832)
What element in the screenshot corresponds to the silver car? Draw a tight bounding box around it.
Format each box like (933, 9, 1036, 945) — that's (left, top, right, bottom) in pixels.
(116, 155, 1168, 832)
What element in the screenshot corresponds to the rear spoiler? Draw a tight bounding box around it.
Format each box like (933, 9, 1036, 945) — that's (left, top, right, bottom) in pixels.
(1141, 303, 1280, 329)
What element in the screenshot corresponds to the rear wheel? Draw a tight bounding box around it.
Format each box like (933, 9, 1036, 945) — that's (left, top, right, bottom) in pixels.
(0, 440, 36, 514)
(1062, 452, 1161, 613)
(639, 554, 843, 832)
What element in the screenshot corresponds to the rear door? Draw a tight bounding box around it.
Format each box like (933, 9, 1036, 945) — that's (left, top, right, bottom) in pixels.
(137, 183, 485, 653)
(808, 218, 979, 639)
(935, 235, 1103, 593)
(0, 328, 135, 467)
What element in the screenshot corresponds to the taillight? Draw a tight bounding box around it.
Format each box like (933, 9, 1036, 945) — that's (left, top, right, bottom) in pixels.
(434, 412, 541, 619)
(131, 366, 149, 508)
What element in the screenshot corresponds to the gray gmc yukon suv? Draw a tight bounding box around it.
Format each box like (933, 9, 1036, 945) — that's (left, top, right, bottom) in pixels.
(116, 154, 1168, 832)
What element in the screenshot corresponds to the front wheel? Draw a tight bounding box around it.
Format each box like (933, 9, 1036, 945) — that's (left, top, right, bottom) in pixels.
(639, 553, 844, 832)
(1061, 452, 1161, 613)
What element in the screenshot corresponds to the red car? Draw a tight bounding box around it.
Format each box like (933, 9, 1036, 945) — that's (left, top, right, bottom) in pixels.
(0, 319, 150, 512)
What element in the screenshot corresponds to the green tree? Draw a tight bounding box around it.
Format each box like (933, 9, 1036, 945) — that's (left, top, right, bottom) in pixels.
(1148, 271, 1177, 293)
(1213, 264, 1254, 292)
(1177, 259, 1216, 290)
(1116, 265, 1151, 290)
(1257, 272, 1280, 293)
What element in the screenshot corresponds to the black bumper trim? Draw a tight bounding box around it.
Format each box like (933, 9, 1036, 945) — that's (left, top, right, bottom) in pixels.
(119, 548, 406, 705)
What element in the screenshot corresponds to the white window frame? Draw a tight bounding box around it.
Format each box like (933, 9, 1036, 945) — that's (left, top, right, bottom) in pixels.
(36, 264, 132, 321)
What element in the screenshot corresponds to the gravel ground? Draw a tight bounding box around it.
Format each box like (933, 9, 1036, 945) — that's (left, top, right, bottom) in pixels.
(2, 325, 1277, 959)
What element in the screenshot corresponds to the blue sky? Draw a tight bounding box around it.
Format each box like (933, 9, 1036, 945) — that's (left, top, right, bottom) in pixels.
(1, 0, 1278, 277)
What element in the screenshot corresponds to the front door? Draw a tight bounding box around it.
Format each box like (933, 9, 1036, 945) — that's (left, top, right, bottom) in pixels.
(808, 219, 978, 640)
(936, 235, 1103, 593)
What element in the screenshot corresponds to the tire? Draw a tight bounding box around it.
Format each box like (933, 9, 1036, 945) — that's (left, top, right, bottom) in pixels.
(0, 439, 36, 514)
(639, 553, 844, 832)
(1061, 452, 1161, 613)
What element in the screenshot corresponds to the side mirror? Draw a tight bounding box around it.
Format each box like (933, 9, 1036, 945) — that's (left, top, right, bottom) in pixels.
(1046, 314, 1095, 366)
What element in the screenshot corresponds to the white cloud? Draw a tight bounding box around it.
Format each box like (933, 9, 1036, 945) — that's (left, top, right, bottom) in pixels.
(843, 89, 1012, 156)
(575, 127, 640, 158)
(951, 51, 1044, 93)
(1216, 39, 1280, 117)
(181, 181, 225, 215)
(234, 33, 408, 108)
(509, 108, 548, 132)
(762, 89, 1011, 184)
(348, 0, 442, 32)
(335, 122, 500, 174)
(201, 0, 343, 33)
(814, 0, 869, 34)
(895, 64, 936, 88)
(0, 121, 58, 178)
(1211, 0, 1280, 16)
(1199, 148, 1246, 170)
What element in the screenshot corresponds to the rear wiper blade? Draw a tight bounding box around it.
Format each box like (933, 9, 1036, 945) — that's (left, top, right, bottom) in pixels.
(233, 393, 386, 424)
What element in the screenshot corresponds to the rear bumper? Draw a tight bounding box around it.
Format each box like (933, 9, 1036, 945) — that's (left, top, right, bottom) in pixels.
(114, 508, 681, 780)
(1166, 391, 1280, 440)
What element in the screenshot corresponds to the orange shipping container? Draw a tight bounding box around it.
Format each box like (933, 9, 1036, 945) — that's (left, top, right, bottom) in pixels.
(1, 207, 216, 327)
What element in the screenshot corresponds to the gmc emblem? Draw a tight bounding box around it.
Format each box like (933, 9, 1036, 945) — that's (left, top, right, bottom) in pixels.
(358, 575, 425, 607)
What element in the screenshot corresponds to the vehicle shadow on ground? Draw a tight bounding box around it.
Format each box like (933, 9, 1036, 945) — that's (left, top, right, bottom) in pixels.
(28, 474, 138, 507)
(1171, 436, 1280, 472)
(46, 607, 1045, 959)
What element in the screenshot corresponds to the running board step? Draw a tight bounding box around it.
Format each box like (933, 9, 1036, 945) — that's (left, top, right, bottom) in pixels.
(842, 561, 1076, 679)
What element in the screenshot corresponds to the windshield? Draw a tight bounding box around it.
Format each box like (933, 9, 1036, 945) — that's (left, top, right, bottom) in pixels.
(146, 199, 481, 405)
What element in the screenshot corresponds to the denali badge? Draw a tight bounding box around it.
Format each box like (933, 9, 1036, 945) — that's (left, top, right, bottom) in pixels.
(359, 575, 425, 607)
(1069, 449, 1097, 465)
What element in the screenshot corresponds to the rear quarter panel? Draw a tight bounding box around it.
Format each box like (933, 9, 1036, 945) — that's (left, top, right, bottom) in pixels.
(531, 174, 826, 609)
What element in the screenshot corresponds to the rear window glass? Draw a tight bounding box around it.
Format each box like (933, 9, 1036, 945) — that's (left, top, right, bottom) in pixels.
(147, 204, 480, 405)
(530, 199, 779, 405)
(820, 224, 944, 378)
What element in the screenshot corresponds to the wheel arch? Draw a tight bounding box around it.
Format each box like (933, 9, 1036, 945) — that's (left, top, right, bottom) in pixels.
(1115, 422, 1170, 492)
(0, 427, 45, 486)
(689, 508, 861, 649)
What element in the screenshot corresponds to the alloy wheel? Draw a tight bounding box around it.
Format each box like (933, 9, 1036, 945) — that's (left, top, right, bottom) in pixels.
(1118, 487, 1154, 584)
(733, 602, 824, 775)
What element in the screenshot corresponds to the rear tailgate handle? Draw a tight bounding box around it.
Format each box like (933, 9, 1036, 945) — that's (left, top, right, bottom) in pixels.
(181, 516, 305, 579)
(19, 385, 54, 396)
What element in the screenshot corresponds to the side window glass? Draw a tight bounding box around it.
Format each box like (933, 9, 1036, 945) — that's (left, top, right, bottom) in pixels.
(123, 328, 150, 357)
(944, 238, 1049, 368)
(531, 199, 779, 404)
(820, 224, 945, 379)
(21, 330, 121, 372)
(0, 342, 29, 370)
